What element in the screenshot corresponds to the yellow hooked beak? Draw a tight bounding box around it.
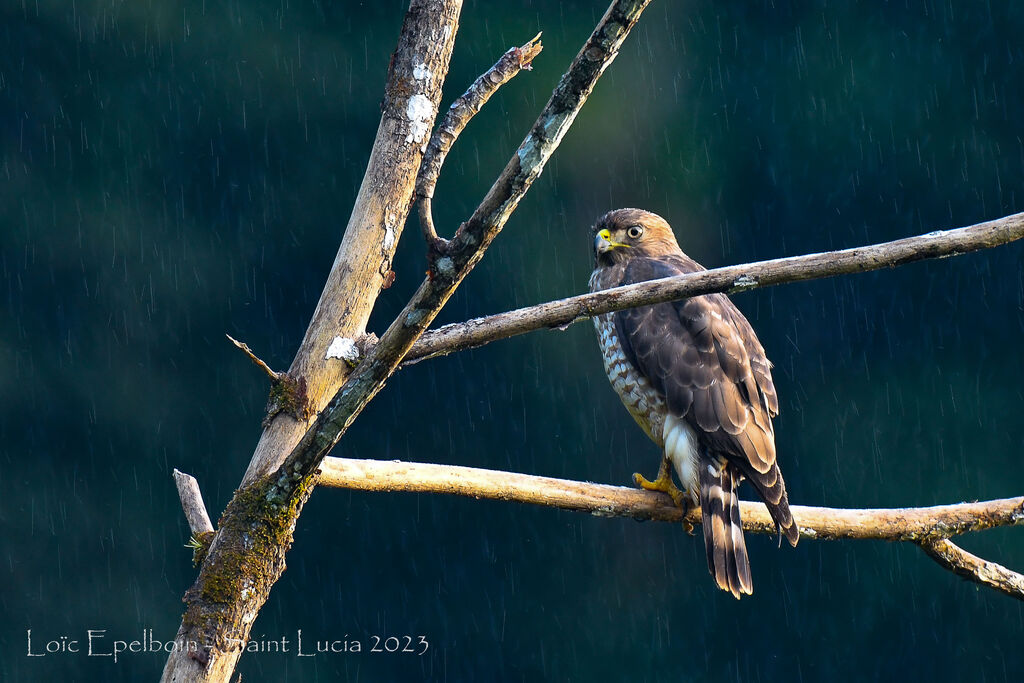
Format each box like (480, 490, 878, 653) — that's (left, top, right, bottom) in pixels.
(595, 228, 631, 254)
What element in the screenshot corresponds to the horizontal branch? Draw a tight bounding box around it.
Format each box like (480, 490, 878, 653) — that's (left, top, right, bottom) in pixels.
(318, 457, 1024, 600)
(318, 457, 1024, 541)
(406, 211, 1024, 363)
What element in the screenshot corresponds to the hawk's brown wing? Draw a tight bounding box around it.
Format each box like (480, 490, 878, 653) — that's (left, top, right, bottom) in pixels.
(613, 256, 797, 545)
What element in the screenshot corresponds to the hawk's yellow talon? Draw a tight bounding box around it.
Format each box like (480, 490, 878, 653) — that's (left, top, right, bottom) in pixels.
(634, 458, 694, 532)
(633, 457, 687, 509)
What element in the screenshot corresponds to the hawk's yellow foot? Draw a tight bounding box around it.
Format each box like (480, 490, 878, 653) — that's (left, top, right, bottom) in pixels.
(634, 457, 686, 507)
(634, 458, 694, 533)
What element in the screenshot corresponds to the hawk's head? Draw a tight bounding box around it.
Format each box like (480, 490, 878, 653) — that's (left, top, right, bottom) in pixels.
(591, 208, 682, 266)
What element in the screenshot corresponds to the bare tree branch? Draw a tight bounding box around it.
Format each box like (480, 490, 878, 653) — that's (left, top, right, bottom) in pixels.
(173, 469, 215, 536)
(318, 457, 1024, 600)
(318, 457, 1024, 540)
(919, 537, 1024, 601)
(404, 211, 1024, 363)
(417, 34, 544, 252)
(225, 334, 282, 382)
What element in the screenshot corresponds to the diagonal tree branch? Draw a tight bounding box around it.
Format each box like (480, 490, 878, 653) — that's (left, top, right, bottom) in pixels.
(403, 212, 1024, 363)
(417, 34, 544, 252)
(317, 457, 1024, 600)
(919, 537, 1024, 601)
(161, 2, 465, 680)
(173, 469, 215, 537)
(240, 1, 465, 489)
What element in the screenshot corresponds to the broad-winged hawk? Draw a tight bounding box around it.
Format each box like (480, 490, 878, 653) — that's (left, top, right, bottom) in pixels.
(589, 208, 798, 598)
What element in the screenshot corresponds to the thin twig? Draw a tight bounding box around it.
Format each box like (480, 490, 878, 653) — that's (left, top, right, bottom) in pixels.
(173, 469, 215, 535)
(318, 457, 1024, 600)
(226, 334, 283, 381)
(403, 212, 1024, 363)
(417, 33, 544, 253)
(919, 537, 1024, 601)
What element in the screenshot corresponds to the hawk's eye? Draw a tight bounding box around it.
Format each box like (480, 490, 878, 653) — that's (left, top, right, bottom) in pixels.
(627, 225, 644, 239)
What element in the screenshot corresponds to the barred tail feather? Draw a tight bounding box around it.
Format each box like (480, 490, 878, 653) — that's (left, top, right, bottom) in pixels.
(699, 464, 753, 599)
(738, 462, 800, 548)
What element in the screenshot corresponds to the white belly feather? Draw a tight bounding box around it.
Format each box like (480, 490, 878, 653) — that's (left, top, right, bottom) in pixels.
(662, 413, 700, 497)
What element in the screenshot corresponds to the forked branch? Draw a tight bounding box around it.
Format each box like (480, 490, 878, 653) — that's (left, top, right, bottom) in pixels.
(417, 34, 544, 253)
(318, 457, 1024, 600)
(272, 0, 653, 499)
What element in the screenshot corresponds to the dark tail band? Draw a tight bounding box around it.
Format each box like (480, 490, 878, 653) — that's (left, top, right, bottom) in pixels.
(738, 461, 800, 548)
(699, 464, 753, 599)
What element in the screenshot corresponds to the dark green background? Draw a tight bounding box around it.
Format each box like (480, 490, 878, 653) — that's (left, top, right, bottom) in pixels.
(3, 1, 1023, 680)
